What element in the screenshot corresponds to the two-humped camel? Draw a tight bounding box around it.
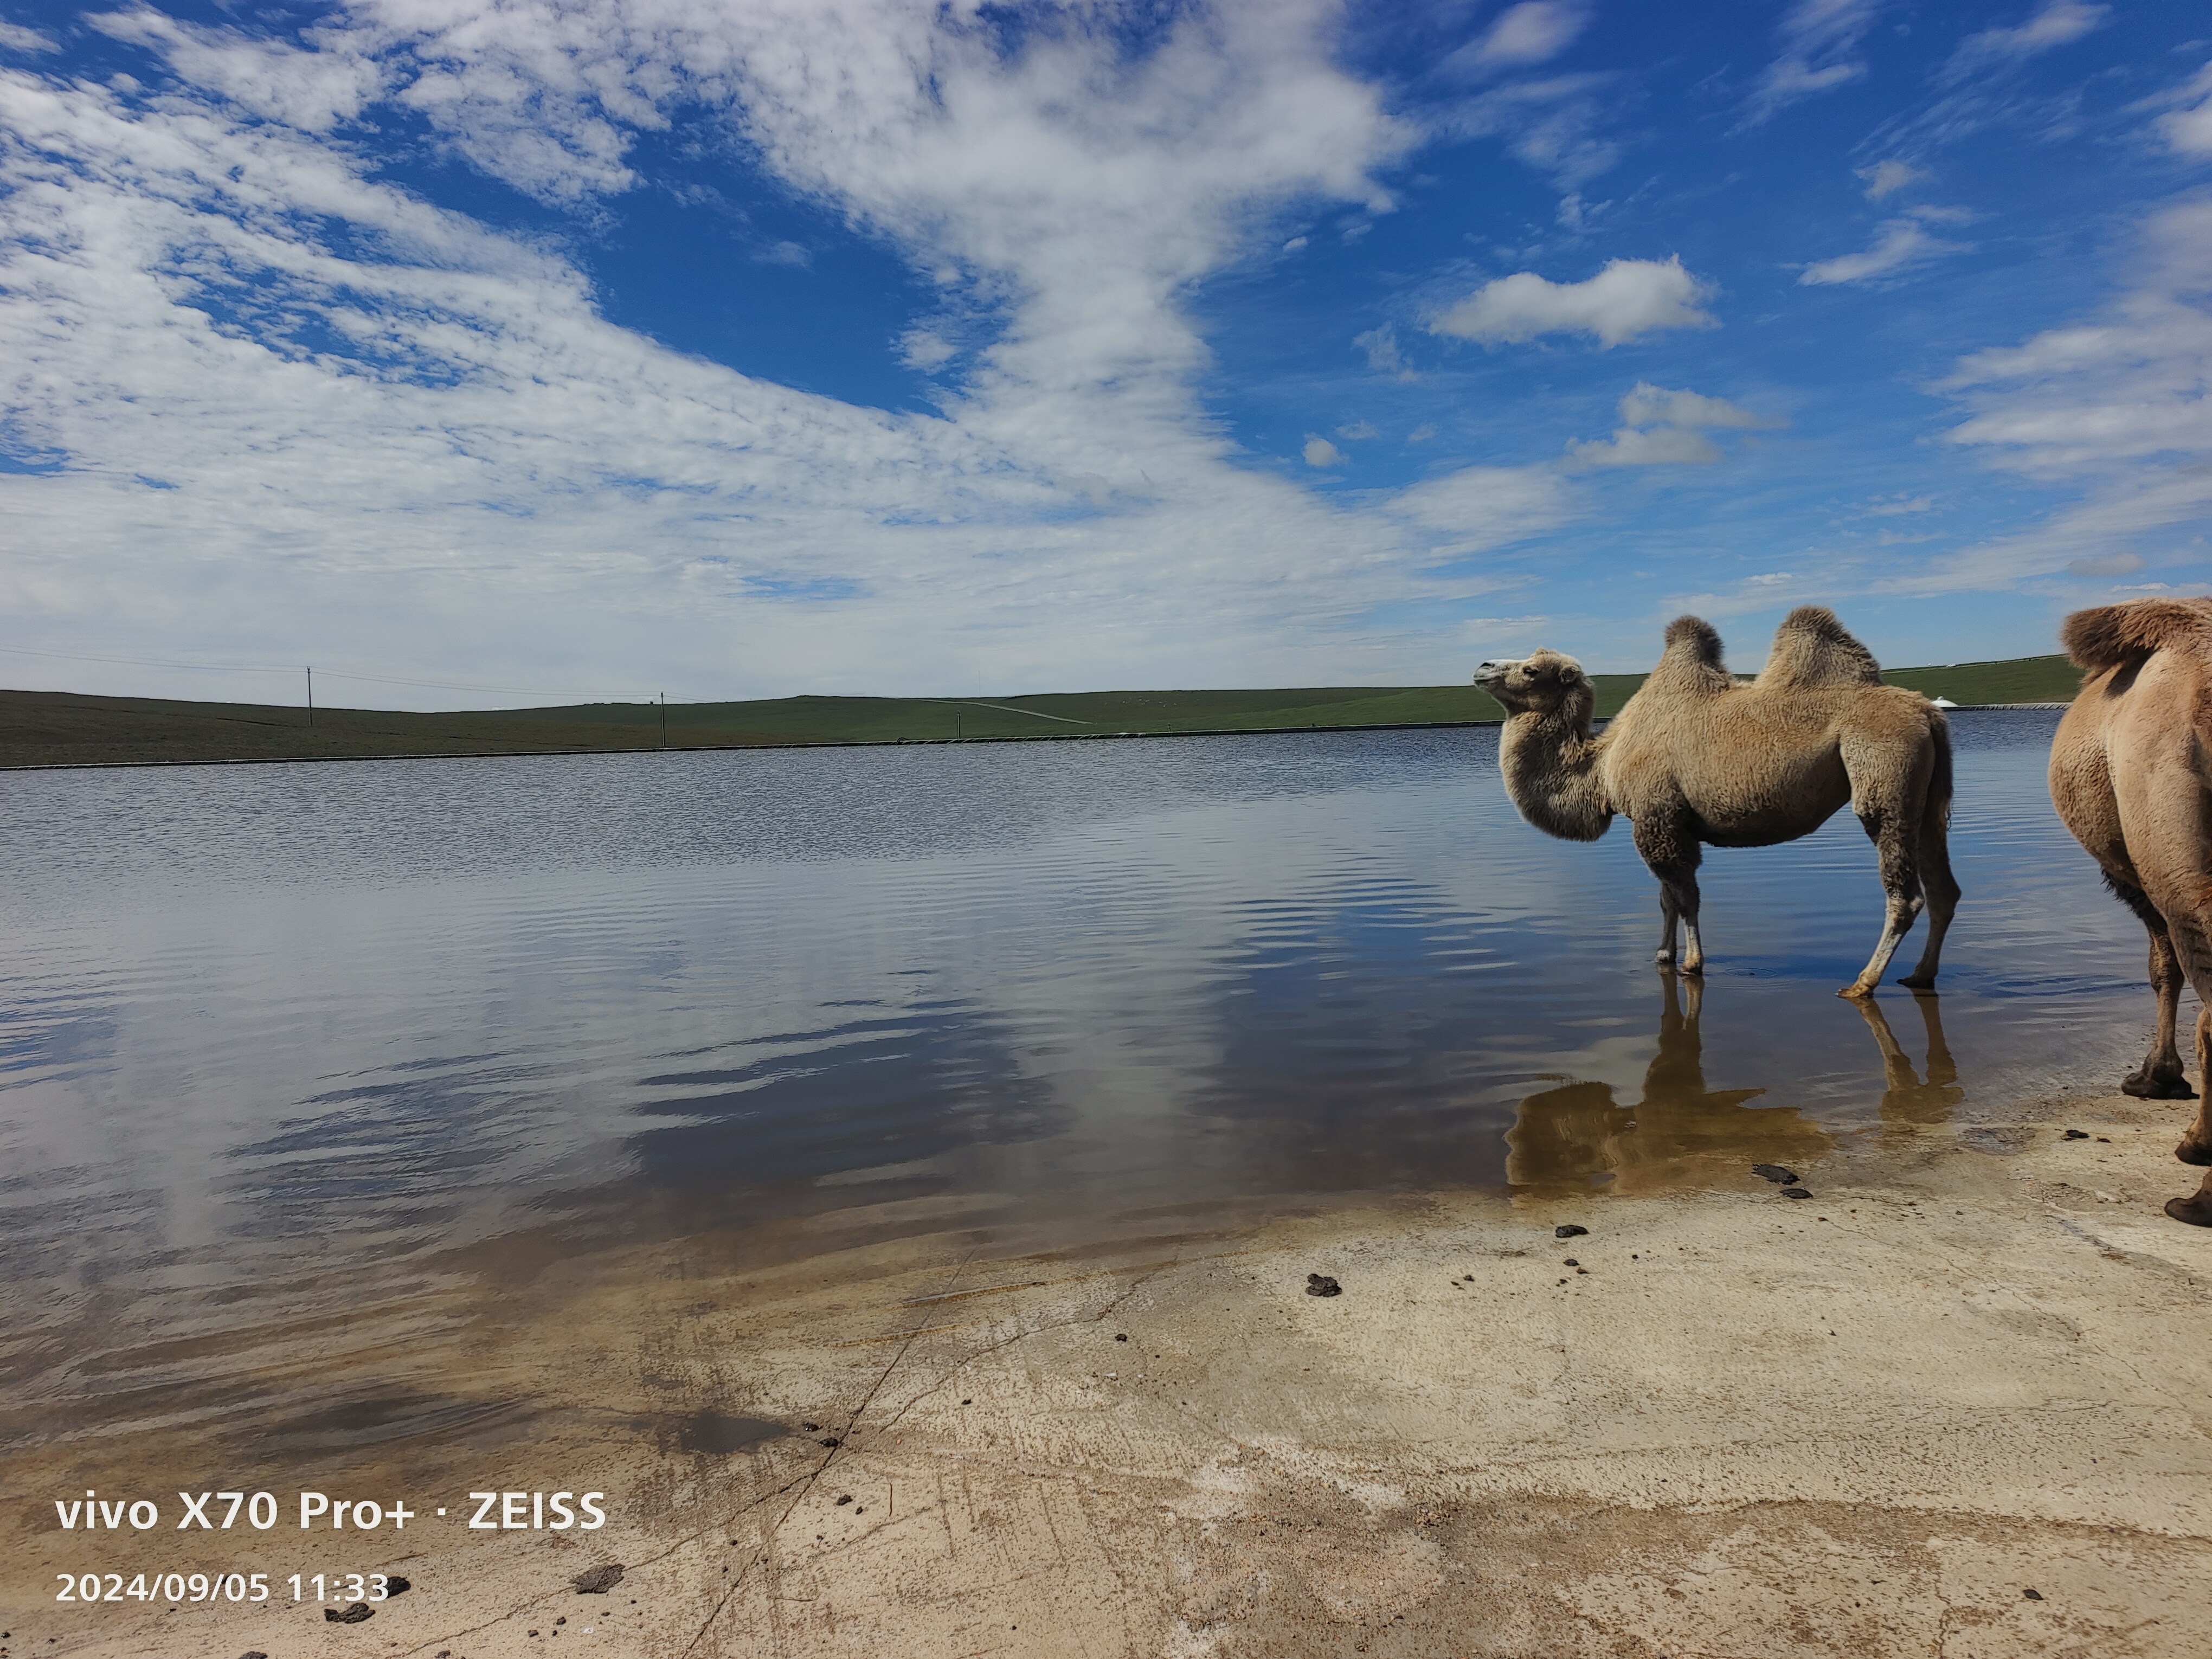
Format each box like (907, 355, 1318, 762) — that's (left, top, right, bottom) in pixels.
(2048, 595, 2212, 1227)
(1473, 606, 1958, 998)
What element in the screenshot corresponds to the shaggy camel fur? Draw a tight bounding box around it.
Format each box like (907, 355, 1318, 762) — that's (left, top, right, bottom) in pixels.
(1474, 606, 1958, 999)
(2048, 594, 2212, 1227)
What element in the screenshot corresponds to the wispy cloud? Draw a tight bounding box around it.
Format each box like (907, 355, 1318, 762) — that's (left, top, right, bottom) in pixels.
(1856, 159, 1924, 200)
(2140, 61, 2212, 158)
(1430, 256, 1718, 348)
(1743, 0, 1881, 127)
(1940, 2, 2107, 82)
(1437, 72, 1625, 188)
(1798, 217, 1969, 286)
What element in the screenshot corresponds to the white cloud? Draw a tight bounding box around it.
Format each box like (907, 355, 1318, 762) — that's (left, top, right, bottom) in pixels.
(1458, 2, 1591, 70)
(1857, 159, 1923, 200)
(2143, 62, 2212, 158)
(1335, 420, 1378, 440)
(1353, 323, 1417, 380)
(1797, 219, 1967, 286)
(2065, 551, 2144, 577)
(1564, 381, 1779, 468)
(1616, 382, 1781, 430)
(755, 239, 812, 267)
(1407, 423, 1437, 442)
(1302, 435, 1345, 468)
(1386, 466, 1576, 551)
(0, 21, 58, 53)
(1430, 256, 1718, 348)
(1566, 425, 1723, 467)
(1743, 0, 1881, 127)
(1942, 3, 2106, 81)
(0, 2, 1598, 702)
(898, 327, 957, 370)
(1282, 234, 1308, 251)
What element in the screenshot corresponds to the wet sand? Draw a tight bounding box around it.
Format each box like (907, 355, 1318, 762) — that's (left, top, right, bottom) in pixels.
(10, 1063, 2212, 1658)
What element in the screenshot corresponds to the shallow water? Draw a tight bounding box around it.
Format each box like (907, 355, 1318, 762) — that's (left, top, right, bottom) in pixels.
(0, 711, 2176, 1462)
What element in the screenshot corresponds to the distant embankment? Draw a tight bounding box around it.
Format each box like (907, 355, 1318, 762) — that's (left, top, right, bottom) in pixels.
(0, 655, 2084, 769)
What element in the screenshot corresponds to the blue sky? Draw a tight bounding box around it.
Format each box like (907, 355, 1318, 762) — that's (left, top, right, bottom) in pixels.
(1, 1, 2207, 707)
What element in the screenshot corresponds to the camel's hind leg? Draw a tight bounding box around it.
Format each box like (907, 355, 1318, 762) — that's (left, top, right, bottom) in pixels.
(2098, 874, 2195, 1097)
(1633, 813, 1705, 975)
(2181, 1005, 2212, 1167)
(1896, 766, 1959, 991)
(1842, 801, 1924, 1000)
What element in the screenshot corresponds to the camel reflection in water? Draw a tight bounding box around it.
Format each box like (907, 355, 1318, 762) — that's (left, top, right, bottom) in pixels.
(1506, 976, 1960, 1195)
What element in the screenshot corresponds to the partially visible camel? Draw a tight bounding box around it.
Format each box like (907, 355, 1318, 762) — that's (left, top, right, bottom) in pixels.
(1474, 606, 1958, 998)
(2047, 595, 2212, 1227)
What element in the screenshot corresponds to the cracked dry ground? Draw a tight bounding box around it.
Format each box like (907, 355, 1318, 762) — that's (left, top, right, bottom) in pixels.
(11, 1084, 2212, 1658)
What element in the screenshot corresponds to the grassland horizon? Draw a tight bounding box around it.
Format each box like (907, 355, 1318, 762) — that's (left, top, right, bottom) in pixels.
(0, 654, 2083, 769)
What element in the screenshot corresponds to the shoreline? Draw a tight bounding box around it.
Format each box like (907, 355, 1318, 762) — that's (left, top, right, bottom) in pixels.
(10, 1069, 2210, 1656)
(0, 702, 2069, 774)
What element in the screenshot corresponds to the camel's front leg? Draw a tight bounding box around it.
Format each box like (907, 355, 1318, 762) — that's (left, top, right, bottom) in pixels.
(1843, 806, 1924, 999)
(1654, 884, 1680, 968)
(1633, 815, 1704, 976)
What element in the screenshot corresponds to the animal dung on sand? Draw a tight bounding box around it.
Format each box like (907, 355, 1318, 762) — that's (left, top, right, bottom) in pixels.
(1554, 1224, 1589, 1239)
(1752, 1163, 1798, 1184)
(1305, 1273, 1342, 1297)
(571, 1564, 626, 1594)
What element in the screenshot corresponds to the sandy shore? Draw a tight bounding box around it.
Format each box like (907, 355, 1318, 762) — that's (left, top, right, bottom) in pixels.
(10, 1075, 2212, 1658)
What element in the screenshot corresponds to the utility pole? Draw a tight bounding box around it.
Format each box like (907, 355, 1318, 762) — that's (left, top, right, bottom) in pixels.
(659, 691, 666, 749)
(306, 666, 314, 728)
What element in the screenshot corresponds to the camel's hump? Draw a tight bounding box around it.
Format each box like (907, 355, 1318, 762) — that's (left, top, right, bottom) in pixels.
(1757, 605, 1882, 690)
(1644, 614, 1733, 697)
(2062, 596, 2212, 671)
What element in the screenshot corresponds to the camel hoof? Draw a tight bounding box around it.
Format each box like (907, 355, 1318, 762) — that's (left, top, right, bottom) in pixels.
(2164, 1193, 2212, 1227)
(2177, 1140, 2212, 1168)
(1838, 983, 1874, 1001)
(1896, 974, 1936, 991)
(2122, 1073, 2196, 1101)
(1680, 962, 1703, 978)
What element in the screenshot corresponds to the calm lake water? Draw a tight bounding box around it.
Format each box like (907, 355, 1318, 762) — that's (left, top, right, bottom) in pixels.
(0, 711, 2172, 1460)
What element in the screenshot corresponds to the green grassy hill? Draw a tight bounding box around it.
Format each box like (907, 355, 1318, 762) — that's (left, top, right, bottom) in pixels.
(0, 654, 2086, 769)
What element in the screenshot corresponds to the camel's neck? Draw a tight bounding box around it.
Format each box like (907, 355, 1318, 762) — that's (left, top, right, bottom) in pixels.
(1498, 698, 1613, 843)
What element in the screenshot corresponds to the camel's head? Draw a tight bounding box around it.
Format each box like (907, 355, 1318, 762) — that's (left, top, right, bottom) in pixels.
(1473, 648, 1590, 716)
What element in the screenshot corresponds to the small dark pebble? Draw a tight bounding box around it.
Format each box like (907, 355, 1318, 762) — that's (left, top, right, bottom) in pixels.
(2023, 1589, 2044, 1600)
(1306, 1274, 1342, 1297)
(1562, 1258, 1579, 1266)
(1554, 1224, 1588, 1239)
(1752, 1164, 1798, 1184)
(819, 1436, 841, 1447)
(1115, 1333, 1128, 1342)
(556, 1617, 565, 1625)
(2097, 1136, 2110, 1142)
(961, 1398, 972, 1405)
(241, 1652, 269, 1658)
(570, 1564, 626, 1594)
(1781, 1187, 1812, 1199)
(836, 1495, 852, 1506)
(802, 1422, 820, 1432)
(325, 1602, 373, 1624)
(385, 1577, 411, 1597)
(2063, 1129, 2089, 1141)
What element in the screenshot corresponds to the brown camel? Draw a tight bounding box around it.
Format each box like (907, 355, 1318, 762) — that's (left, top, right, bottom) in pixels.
(1473, 606, 1958, 998)
(2047, 595, 2212, 1227)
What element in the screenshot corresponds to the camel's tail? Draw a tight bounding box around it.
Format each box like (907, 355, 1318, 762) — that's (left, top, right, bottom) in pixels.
(1925, 708, 1953, 836)
(2060, 595, 2212, 672)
